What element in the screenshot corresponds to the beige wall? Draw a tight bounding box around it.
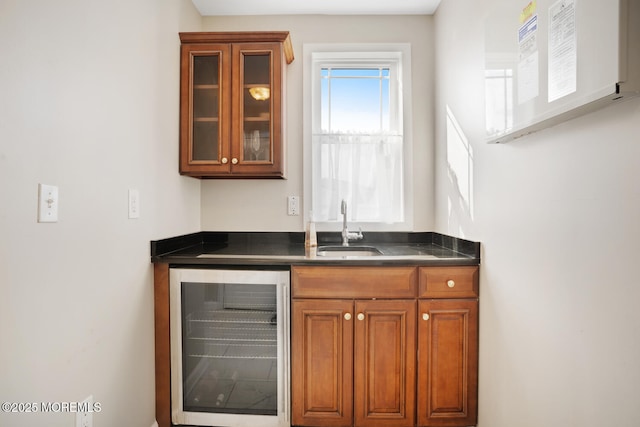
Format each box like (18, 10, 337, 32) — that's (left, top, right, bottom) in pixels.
(7, 4, 636, 427)
(434, 1, 640, 426)
(0, 1, 202, 426)
(199, 15, 435, 231)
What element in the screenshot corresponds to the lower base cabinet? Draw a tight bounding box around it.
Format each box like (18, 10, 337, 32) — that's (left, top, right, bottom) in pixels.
(292, 299, 416, 427)
(291, 265, 478, 427)
(417, 300, 478, 426)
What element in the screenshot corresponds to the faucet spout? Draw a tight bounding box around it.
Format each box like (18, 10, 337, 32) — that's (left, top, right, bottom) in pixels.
(341, 200, 348, 239)
(341, 199, 363, 246)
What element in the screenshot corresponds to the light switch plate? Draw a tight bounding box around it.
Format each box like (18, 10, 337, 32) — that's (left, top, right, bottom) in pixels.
(37, 184, 58, 223)
(128, 189, 140, 219)
(75, 395, 93, 427)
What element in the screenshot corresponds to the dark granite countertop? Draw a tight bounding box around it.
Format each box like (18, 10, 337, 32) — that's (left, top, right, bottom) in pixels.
(150, 232, 480, 266)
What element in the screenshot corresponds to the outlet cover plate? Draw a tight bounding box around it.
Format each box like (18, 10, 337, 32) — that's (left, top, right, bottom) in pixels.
(287, 195, 300, 216)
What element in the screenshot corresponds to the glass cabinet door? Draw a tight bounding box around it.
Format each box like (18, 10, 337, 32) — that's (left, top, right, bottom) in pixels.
(232, 42, 283, 176)
(241, 52, 272, 163)
(192, 54, 221, 161)
(180, 44, 231, 174)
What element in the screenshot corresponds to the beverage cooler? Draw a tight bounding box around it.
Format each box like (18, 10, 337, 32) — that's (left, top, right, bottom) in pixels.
(169, 268, 290, 427)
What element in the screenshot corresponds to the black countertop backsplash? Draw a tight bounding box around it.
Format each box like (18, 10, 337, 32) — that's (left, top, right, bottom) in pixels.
(150, 232, 480, 266)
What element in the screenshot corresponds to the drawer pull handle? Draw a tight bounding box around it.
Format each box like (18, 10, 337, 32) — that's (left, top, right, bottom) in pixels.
(447, 279, 455, 288)
(357, 313, 365, 321)
(423, 313, 430, 321)
(221, 157, 228, 164)
(232, 157, 239, 164)
(344, 313, 352, 321)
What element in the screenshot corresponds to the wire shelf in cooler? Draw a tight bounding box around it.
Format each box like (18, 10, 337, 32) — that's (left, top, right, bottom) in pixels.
(185, 310, 277, 342)
(187, 325, 277, 342)
(187, 309, 277, 324)
(187, 341, 277, 359)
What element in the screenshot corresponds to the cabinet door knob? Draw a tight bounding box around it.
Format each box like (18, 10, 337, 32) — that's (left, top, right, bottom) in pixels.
(344, 313, 352, 321)
(357, 313, 365, 321)
(423, 313, 430, 321)
(447, 279, 455, 288)
(221, 157, 228, 164)
(232, 157, 238, 164)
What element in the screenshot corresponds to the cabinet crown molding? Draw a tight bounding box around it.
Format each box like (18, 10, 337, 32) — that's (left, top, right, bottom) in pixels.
(179, 31, 294, 64)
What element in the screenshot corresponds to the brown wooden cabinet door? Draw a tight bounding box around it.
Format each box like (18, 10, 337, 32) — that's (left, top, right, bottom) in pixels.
(179, 43, 232, 176)
(230, 42, 284, 177)
(354, 300, 416, 427)
(417, 300, 478, 427)
(292, 299, 354, 427)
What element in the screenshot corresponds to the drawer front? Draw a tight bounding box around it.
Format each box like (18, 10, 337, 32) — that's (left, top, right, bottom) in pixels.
(292, 266, 418, 299)
(419, 266, 479, 298)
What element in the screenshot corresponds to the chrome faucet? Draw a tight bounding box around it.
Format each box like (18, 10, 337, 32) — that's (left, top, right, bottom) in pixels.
(341, 199, 363, 246)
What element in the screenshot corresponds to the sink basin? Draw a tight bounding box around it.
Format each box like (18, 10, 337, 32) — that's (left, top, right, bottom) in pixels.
(316, 246, 383, 257)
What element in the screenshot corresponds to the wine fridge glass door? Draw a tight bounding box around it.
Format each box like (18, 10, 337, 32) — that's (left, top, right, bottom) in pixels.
(169, 269, 290, 427)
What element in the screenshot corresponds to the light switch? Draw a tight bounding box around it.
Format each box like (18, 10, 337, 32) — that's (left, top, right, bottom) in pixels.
(38, 184, 59, 223)
(128, 189, 140, 219)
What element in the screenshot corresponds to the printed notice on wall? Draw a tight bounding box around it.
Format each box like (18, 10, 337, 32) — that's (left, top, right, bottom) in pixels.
(548, 0, 577, 102)
(517, 1, 539, 104)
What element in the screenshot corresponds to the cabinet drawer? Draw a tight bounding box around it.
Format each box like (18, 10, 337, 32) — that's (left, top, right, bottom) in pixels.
(419, 266, 479, 298)
(292, 266, 418, 299)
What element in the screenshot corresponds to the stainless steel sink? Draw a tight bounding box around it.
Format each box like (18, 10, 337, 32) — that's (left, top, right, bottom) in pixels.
(316, 245, 383, 257)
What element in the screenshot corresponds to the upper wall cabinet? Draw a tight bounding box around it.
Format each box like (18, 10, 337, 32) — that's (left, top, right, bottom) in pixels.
(179, 32, 294, 178)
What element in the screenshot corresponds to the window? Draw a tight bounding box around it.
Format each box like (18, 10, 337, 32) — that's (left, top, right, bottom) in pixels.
(304, 45, 412, 230)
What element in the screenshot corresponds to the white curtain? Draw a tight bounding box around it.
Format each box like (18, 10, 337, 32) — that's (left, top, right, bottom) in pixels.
(311, 132, 404, 223)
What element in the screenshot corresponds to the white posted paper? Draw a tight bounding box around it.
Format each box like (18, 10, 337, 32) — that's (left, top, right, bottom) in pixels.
(518, 12, 539, 104)
(548, 0, 577, 102)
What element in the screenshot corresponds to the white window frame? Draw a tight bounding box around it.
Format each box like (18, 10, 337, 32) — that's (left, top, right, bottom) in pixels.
(303, 43, 414, 231)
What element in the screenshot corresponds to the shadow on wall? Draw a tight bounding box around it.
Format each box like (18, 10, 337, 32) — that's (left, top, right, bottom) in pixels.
(445, 105, 475, 237)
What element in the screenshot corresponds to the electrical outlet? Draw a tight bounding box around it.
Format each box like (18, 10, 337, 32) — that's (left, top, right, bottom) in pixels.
(287, 195, 300, 216)
(76, 395, 93, 427)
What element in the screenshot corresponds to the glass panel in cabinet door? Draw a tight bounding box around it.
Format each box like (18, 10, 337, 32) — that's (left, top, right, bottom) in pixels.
(241, 53, 272, 162)
(180, 281, 278, 415)
(191, 54, 221, 162)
